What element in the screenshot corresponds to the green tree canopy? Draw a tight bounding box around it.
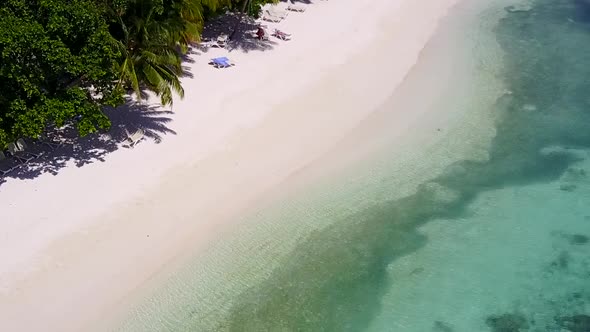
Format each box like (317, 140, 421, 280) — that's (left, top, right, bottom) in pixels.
(0, 0, 121, 147)
(0, 0, 275, 149)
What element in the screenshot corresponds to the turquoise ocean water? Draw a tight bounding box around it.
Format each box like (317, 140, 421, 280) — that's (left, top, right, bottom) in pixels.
(120, 0, 590, 331)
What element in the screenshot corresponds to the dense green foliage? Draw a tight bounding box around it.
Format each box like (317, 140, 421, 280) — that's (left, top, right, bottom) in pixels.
(0, 0, 120, 146)
(103, 0, 233, 105)
(0, 0, 272, 148)
(245, 0, 271, 17)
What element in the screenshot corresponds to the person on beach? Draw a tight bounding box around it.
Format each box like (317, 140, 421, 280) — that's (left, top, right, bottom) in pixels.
(256, 27, 266, 40)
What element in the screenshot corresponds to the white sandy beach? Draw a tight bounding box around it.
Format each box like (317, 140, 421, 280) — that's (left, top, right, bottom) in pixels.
(0, 0, 466, 330)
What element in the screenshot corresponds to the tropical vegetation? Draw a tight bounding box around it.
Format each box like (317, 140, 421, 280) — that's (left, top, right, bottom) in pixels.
(0, 0, 273, 148)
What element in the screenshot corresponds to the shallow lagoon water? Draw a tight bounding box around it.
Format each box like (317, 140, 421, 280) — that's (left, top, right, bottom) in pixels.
(120, 0, 590, 330)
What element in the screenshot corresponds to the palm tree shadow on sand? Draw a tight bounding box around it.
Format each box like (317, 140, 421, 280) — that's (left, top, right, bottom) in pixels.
(0, 10, 283, 187)
(0, 98, 176, 186)
(199, 12, 278, 54)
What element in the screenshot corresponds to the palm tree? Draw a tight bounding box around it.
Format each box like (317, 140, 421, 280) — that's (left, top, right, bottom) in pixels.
(105, 0, 270, 106)
(170, 0, 231, 49)
(106, 0, 237, 105)
(108, 0, 185, 106)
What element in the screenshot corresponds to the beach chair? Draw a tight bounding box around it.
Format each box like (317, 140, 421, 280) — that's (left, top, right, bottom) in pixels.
(41, 128, 76, 150)
(0, 151, 7, 176)
(262, 12, 282, 22)
(210, 57, 234, 69)
(287, 4, 306, 12)
(40, 135, 62, 150)
(198, 40, 216, 49)
(7, 143, 35, 163)
(216, 34, 229, 48)
(201, 35, 228, 48)
(16, 139, 42, 158)
(123, 129, 145, 148)
(0, 151, 17, 176)
(268, 7, 288, 19)
(273, 29, 291, 41)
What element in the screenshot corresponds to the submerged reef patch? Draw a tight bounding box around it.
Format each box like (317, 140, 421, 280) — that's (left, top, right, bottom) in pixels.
(485, 313, 529, 332)
(567, 234, 589, 245)
(432, 320, 454, 332)
(550, 251, 571, 270)
(555, 314, 590, 332)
